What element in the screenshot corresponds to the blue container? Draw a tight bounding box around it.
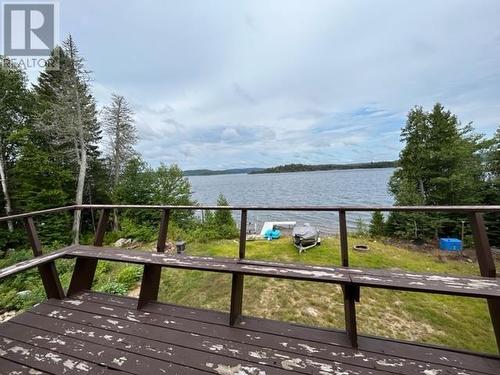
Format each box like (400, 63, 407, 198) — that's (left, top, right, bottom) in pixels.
(439, 238, 462, 251)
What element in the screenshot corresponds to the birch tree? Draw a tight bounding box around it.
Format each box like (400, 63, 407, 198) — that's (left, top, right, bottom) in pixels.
(102, 94, 137, 230)
(39, 36, 100, 243)
(0, 58, 31, 231)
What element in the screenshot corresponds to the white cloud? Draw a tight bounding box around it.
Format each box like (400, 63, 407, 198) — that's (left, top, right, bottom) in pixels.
(50, 0, 500, 168)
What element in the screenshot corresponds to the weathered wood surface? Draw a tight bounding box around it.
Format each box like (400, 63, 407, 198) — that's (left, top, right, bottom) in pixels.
(0, 357, 49, 374)
(67, 246, 351, 284)
(76, 204, 500, 212)
(1, 292, 497, 375)
(0, 245, 76, 280)
(82, 291, 500, 375)
(67, 209, 110, 297)
(66, 246, 500, 299)
(137, 208, 170, 309)
(0, 335, 120, 374)
(469, 212, 500, 351)
(23, 216, 65, 300)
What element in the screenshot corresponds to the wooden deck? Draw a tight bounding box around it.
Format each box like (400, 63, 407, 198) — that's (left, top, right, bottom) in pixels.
(0, 291, 498, 375)
(1, 205, 499, 373)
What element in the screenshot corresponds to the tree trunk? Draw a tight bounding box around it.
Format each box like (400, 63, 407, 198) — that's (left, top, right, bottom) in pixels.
(72, 144, 87, 244)
(113, 209, 119, 231)
(418, 178, 426, 201)
(0, 152, 13, 232)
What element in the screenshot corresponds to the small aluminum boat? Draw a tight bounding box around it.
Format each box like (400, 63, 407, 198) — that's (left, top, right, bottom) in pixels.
(292, 223, 320, 253)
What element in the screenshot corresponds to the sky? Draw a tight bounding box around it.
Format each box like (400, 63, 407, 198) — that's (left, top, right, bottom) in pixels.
(27, 1, 500, 169)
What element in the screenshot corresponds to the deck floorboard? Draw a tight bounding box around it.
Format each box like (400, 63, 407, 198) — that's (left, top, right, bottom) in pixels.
(78, 291, 500, 375)
(0, 292, 498, 375)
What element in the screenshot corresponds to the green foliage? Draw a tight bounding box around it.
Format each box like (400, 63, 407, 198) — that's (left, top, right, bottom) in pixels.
(213, 194, 238, 234)
(117, 265, 142, 288)
(388, 104, 488, 240)
(96, 282, 128, 296)
(186, 194, 239, 242)
(114, 158, 196, 229)
(117, 217, 157, 242)
(354, 217, 368, 237)
(483, 128, 500, 246)
(369, 212, 386, 237)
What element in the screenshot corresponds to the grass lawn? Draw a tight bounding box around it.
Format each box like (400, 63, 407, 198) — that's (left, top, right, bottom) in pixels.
(157, 236, 499, 354)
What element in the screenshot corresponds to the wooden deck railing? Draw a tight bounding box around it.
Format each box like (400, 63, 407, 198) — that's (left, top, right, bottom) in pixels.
(0, 204, 499, 353)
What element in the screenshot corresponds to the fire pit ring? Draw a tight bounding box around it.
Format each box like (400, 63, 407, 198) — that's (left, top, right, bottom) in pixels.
(353, 244, 370, 252)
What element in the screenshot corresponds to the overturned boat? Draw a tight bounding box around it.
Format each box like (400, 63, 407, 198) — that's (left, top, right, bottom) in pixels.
(292, 223, 321, 253)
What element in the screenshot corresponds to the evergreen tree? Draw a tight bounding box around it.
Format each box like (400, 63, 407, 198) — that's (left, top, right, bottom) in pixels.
(369, 211, 385, 237)
(203, 193, 238, 239)
(13, 47, 76, 243)
(35, 36, 101, 243)
(102, 94, 137, 230)
(388, 104, 486, 240)
(214, 193, 236, 228)
(483, 128, 500, 246)
(0, 58, 32, 231)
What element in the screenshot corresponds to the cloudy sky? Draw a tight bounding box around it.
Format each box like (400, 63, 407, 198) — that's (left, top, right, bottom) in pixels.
(37, 1, 500, 169)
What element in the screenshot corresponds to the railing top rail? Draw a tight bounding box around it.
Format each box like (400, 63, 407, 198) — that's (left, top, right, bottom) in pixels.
(76, 204, 500, 212)
(0, 204, 499, 222)
(0, 205, 77, 222)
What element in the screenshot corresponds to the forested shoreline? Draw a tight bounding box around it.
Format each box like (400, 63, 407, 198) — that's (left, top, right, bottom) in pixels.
(249, 160, 397, 174)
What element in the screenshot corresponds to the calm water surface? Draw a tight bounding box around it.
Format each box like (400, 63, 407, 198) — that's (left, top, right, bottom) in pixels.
(188, 168, 395, 233)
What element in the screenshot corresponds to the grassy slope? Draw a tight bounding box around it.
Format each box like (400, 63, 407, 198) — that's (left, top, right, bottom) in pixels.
(158, 236, 498, 354)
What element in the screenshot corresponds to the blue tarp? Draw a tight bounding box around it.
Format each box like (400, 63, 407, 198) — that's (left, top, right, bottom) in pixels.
(263, 228, 281, 240)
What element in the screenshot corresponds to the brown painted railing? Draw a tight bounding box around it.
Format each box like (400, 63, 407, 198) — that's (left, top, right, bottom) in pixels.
(0, 204, 499, 352)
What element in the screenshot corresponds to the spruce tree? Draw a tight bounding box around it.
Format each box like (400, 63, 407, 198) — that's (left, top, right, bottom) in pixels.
(388, 103, 486, 240)
(369, 211, 386, 237)
(0, 57, 31, 231)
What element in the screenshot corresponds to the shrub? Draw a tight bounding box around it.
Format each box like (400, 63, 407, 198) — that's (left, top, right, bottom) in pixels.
(97, 282, 128, 295)
(117, 265, 142, 288)
(118, 217, 157, 242)
(189, 194, 239, 241)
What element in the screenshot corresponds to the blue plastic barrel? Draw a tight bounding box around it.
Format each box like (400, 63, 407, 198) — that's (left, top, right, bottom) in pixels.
(439, 238, 462, 251)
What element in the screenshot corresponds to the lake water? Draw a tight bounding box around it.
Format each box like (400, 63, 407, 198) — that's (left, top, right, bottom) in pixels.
(188, 168, 395, 234)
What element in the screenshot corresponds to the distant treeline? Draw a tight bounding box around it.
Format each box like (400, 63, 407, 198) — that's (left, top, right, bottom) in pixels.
(250, 161, 398, 174)
(183, 167, 264, 176)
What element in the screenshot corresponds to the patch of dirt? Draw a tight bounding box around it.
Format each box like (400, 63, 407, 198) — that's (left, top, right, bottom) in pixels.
(127, 283, 142, 298)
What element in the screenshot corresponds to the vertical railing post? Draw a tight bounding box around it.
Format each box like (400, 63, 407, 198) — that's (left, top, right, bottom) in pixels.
(23, 216, 65, 299)
(339, 210, 349, 267)
(469, 212, 500, 352)
(230, 209, 247, 325)
(339, 209, 359, 348)
(138, 208, 170, 309)
(67, 208, 109, 296)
